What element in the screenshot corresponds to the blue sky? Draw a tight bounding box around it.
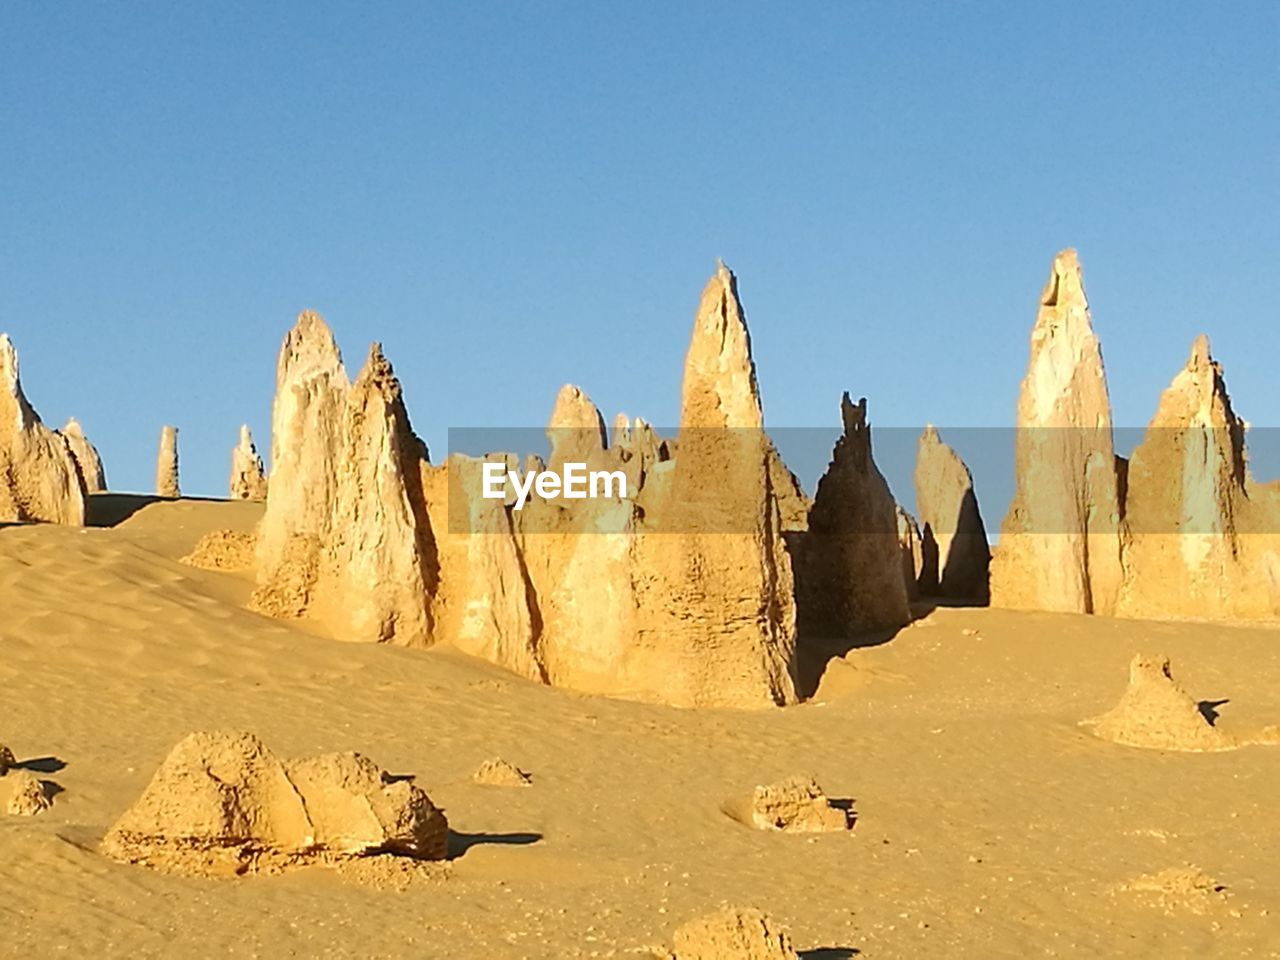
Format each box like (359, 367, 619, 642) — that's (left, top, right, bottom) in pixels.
(2, 2, 1276, 513)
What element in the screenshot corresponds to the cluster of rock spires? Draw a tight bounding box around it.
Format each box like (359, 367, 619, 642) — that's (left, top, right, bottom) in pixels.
(5, 247, 1278, 709)
(989, 250, 1280, 620)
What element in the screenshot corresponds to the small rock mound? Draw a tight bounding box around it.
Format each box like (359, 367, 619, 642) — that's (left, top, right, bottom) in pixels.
(102, 731, 448, 876)
(472, 758, 531, 787)
(1122, 865, 1227, 915)
(671, 907, 798, 960)
(6, 771, 53, 816)
(181, 529, 257, 571)
(750, 776, 850, 833)
(0, 743, 14, 774)
(1085, 654, 1235, 752)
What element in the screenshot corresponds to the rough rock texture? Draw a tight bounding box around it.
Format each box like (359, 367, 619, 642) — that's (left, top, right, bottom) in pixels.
(895, 506, 924, 601)
(60, 418, 107, 493)
(472, 758, 532, 787)
(251, 314, 433, 647)
(1117, 337, 1280, 620)
(547, 384, 608, 470)
(228, 425, 268, 501)
(155, 425, 180, 499)
(0, 743, 14, 773)
(749, 776, 850, 833)
(626, 262, 798, 707)
(1084, 655, 1234, 752)
(5, 771, 52, 816)
(671, 907, 798, 960)
(914, 425, 989, 601)
(990, 250, 1123, 614)
(0, 335, 86, 525)
(795, 394, 911, 636)
(102, 732, 448, 874)
(182, 529, 257, 571)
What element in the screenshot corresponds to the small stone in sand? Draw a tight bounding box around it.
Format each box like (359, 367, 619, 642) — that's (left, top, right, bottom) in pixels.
(473, 758, 532, 787)
(671, 906, 798, 960)
(6, 771, 52, 816)
(750, 776, 850, 833)
(0, 744, 15, 774)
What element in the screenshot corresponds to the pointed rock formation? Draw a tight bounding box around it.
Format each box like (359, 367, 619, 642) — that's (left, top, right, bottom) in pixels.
(546, 384, 608, 470)
(60, 418, 107, 493)
(251, 314, 434, 647)
(896, 505, 924, 601)
(914, 426, 989, 601)
(990, 249, 1123, 614)
(155, 425, 180, 498)
(1084, 654, 1235, 752)
(228, 425, 267, 501)
(1117, 337, 1279, 619)
(795, 394, 911, 636)
(629, 261, 798, 707)
(0, 335, 86, 524)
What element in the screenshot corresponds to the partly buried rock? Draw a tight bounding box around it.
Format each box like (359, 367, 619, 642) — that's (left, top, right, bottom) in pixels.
(670, 907, 798, 960)
(750, 775, 850, 833)
(472, 758, 531, 787)
(181, 529, 257, 571)
(6, 771, 53, 816)
(1084, 654, 1235, 752)
(0, 743, 14, 774)
(102, 732, 448, 875)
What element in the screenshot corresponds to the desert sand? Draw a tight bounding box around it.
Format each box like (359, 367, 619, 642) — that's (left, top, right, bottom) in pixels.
(1, 495, 1278, 957)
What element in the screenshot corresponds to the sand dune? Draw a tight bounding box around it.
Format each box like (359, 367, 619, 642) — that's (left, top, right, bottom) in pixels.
(1, 496, 1277, 957)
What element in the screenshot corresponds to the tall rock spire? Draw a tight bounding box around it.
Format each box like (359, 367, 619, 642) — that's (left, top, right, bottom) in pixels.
(914, 425, 989, 601)
(60, 417, 107, 494)
(1118, 336, 1278, 619)
(228, 425, 267, 501)
(0, 335, 85, 524)
(990, 249, 1123, 614)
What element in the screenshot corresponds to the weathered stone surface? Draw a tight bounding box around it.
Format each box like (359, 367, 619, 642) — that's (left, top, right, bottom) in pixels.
(155, 425, 180, 499)
(251, 314, 433, 647)
(626, 262, 798, 707)
(5, 771, 52, 816)
(671, 907, 798, 960)
(0, 743, 14, 774)
(547, 384, 608, 470)
(749, 775, 850, 833)
(0, 335, 86, 525)
(1084, 655, 1234, 752)
(914, 425, 989, 601)
(795, 394, 911, 636)
(990, 249, 1123, 614)
(102, 732, 448, 874)
(472, 757, 532, 787)
(228, 425, 267, 501)
(60, 418, 107, 493)
(182, 529, 257, 571)
(1117, 337, 1280, 620)
(896, 505, 924, 601)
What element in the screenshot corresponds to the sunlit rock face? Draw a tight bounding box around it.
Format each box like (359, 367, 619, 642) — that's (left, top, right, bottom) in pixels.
(990, 249, 1123, 614)
(228, 425, 267, 501)
(0, 334, 85, 525)
(914, 425, 989, 602)
(1118, 336, 1280, 620)
(60, 418, 107, 494)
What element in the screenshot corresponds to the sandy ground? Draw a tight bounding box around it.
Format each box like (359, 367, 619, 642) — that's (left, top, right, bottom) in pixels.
(1, 497, 1277, 958)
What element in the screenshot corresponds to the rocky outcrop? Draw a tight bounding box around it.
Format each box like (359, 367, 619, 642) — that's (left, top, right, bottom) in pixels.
(547, 384, 608, 469)
(896, 506, 924, 601)
(914, 426, 989, 601)
(60, 418, 107, 493)
(1083, 655, 1235, 752)
(626, 262, 798, 707)
(228, 425, 267, 501)
(5, 771, 52, 816)
(670, 907, 798, 960)
(990, 249, 1123, 614)
(155, 425, 180, 499)
(102, 731, 448, 874)
(1117, 337, 1280, 620)
(795, 394, 911, 636)
(182, 529, 257, 571)
(749, 776, 850, 833)
(472, 758, 531, 786)
(0, 335, 86, 525)
(251, 314, 433, 647)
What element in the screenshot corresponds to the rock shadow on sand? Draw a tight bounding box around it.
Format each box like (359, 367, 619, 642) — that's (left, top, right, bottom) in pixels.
(446, 831, 543, 859)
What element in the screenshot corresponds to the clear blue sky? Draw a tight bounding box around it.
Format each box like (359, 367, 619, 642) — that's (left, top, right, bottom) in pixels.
(2, 2, 1276, 512)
